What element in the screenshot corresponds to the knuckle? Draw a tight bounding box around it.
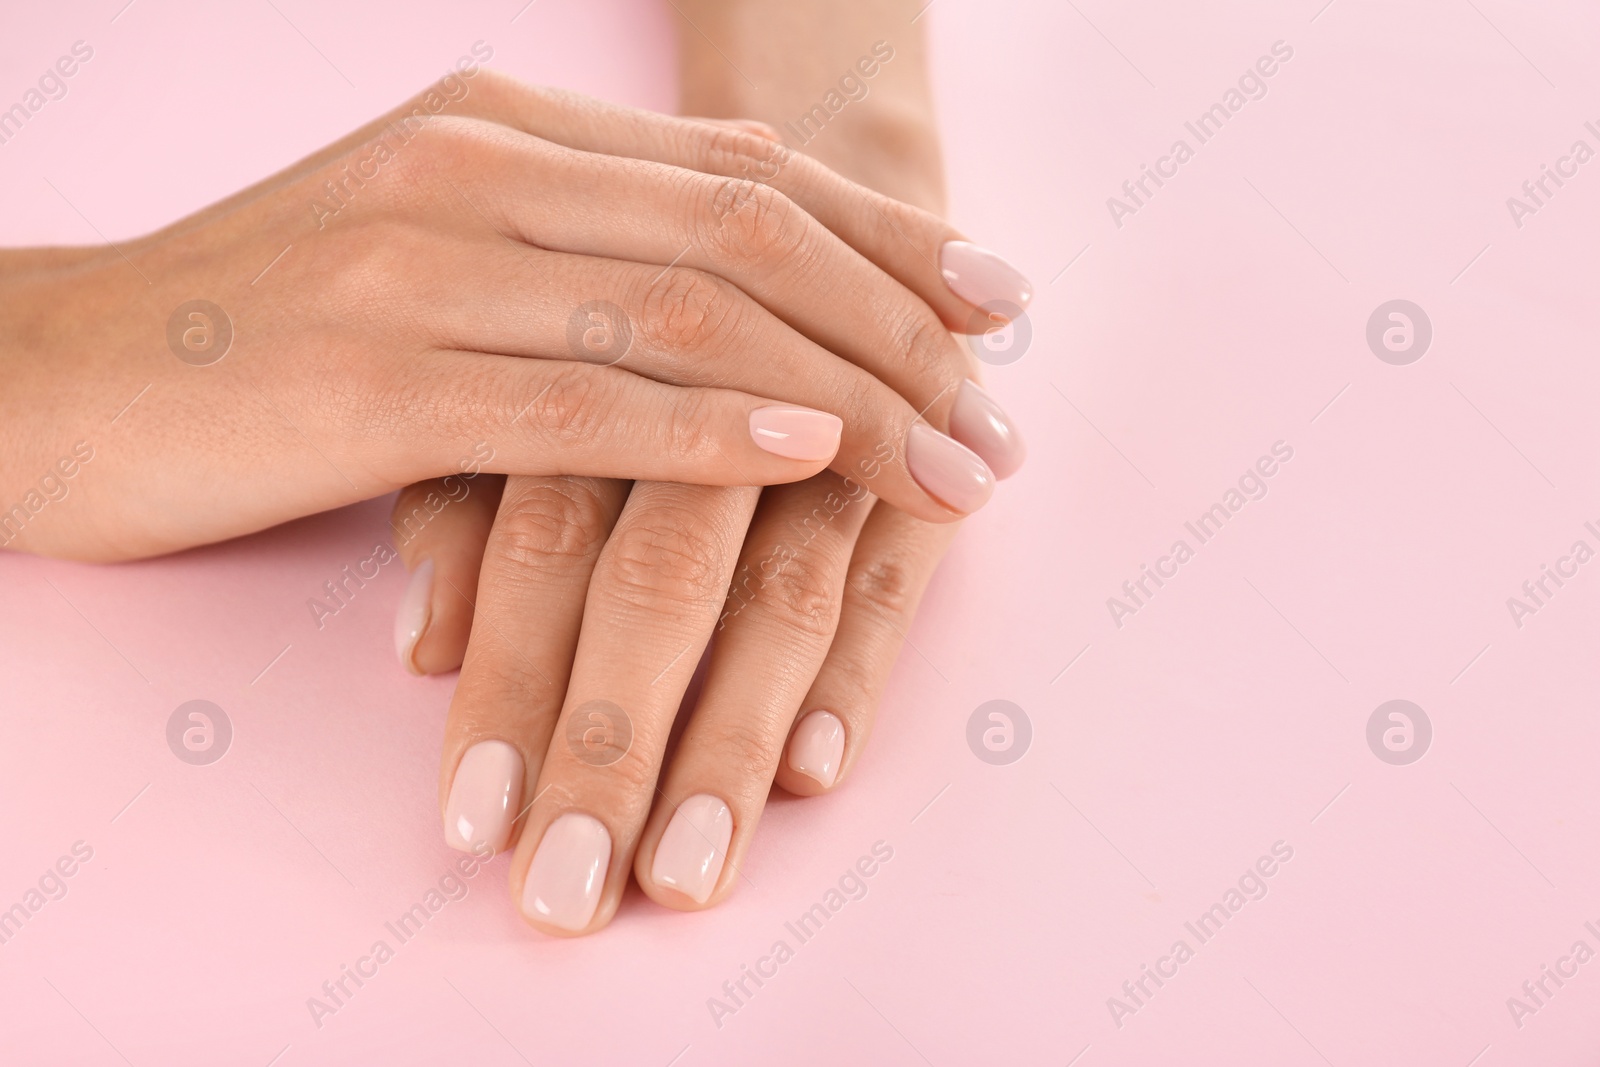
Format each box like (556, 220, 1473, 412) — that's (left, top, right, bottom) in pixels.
(901, 312, 960, 387)
(385, 115, 481, 187)
(637, 268, 738, 358)
(388, 478, 455, 541)
(713, 721, 784, 787)
(389, 481, 433, 525)
(698, 177, 805, 267)
(699, 124, 786, 181)
(525, 366, 612, 446)
(603, 503, 727, 611)
(322, 219, 419, 300)
(848, 553, 919, 621)
(463, 67, 518, 112)
(754, 547, 841, 640)
(453, 654, 554, 720)
(659, 389, 721, 465)
(590, 745, 659, 796)
(492, 479, 614, 570)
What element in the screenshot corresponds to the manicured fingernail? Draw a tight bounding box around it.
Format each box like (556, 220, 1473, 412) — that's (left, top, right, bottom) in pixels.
(651, 794, 734, 905)
(788, 710, 846, 788)
(940, 240, 1032, 311)
(907, 423, 995, 514)
(394, 557, 434, 674)
(949, 380, 1026, 480)
(522, 812, 611, 932)
(443, 740, 524, 854)
(749, 406, 843, 461)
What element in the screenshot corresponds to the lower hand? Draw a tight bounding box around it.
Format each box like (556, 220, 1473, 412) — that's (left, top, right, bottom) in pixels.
(405, 100, 1028, 933)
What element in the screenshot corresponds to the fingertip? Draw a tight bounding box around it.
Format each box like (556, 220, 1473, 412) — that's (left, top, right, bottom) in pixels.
(515, 811, 613, 937)
(749, 405, 843, 463)
(949, 379, 1026, 481)
(394, 557, 434, 675)
(906, 424, 995, 516)
(939, 239, 1034, 317)
(388, 476, 504, 675)
(784, 709, 846, 793)
(642, 793, 734, 909)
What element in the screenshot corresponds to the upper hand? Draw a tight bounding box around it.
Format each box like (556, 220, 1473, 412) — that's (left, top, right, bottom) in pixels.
(0, 70, 1024, 561)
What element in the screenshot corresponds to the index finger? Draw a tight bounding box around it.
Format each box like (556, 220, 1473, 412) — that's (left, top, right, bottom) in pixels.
(466, 75, 1033, 333)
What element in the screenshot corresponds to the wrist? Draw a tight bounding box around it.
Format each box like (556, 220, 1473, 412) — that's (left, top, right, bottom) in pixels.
(674, 0, 946, 213)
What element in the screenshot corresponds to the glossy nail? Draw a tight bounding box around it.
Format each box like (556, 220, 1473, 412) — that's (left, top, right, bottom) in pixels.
(522, 813, 611, 933)
(788, 710, 846, 788)
(940, 240, 1033, 312)
(749, 406, 843, 461)
(949, 380, 1026, 480)
(443, 740, 524, 854)
(394, 557, 434, 675)
(651, 794, 734, 905)
(907, 423, 995, 514)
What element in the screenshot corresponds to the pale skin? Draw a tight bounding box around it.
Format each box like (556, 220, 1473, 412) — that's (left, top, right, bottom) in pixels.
(0, 2, 1031, 936)
(401, 0, 1029, 935)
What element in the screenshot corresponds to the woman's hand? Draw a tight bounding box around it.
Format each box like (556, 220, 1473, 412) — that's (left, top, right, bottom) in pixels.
(0, 68, 1022, 562)
(402, 2, 1031, 935)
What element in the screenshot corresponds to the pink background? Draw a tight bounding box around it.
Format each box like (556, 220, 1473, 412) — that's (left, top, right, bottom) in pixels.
(4, 0, 1599, 1063)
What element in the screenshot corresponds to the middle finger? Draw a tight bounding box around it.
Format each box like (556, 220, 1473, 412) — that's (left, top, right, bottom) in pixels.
(508, 481, 759, 936)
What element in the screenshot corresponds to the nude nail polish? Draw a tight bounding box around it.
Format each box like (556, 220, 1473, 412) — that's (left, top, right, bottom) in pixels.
(949, 379, 1027, 480)
(788, 710, 846, 788)
(940, 240, 1033, 312)
(907, 423, 995, 514)
(443, 740, 524, 854)
(651, 794, 733, 905)
(749, 406, 843, 461)
(394, 557, 434, 675)
(522, 813, 611, 933)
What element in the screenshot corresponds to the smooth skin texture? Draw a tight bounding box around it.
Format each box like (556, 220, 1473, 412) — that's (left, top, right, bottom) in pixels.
(0, 67, 1014, 563)
(413, 0, 1027, 935)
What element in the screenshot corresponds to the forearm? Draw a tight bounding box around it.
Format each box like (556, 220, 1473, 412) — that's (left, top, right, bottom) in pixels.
(673, 0, 945, 213)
